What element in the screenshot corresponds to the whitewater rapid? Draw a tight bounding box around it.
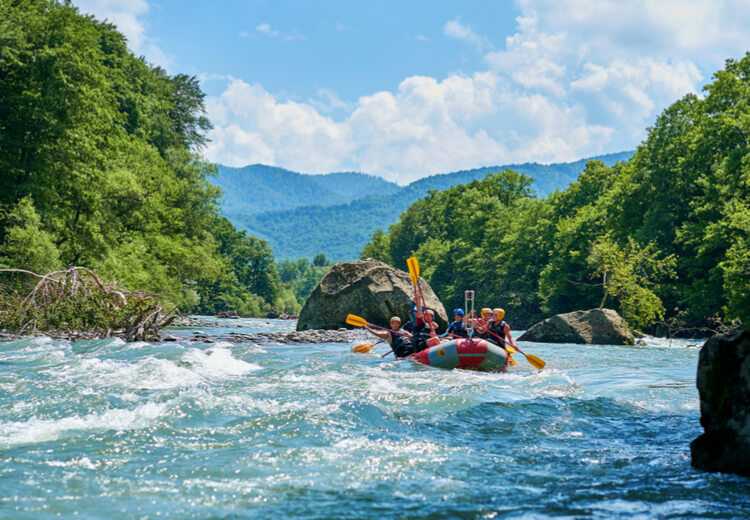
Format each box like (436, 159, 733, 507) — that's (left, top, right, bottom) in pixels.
(0, 319, 747, 518)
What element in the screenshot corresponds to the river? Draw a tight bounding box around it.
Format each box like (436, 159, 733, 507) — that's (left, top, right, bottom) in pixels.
(1, 318, 748, 518)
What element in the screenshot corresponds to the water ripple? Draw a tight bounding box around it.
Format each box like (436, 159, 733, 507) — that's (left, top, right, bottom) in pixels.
(0, 319, 747, 518)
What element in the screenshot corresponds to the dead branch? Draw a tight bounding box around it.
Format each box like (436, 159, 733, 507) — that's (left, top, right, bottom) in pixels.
(0, 267, 173, 341)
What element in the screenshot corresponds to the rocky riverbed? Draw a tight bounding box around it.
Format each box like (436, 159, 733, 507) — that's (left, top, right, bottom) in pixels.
(1, 316, 365, 345)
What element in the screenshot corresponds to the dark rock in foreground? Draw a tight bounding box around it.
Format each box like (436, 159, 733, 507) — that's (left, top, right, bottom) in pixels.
(691, 329, 750, 476)
(518, 308, 634, 345)
(297, 259, 447, 331)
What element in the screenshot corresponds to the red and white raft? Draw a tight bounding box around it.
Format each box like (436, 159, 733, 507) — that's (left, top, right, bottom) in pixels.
(410, 338, 509, 372)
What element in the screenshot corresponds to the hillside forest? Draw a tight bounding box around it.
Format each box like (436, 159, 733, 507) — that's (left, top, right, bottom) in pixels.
(363, 54, 750, 333)
(0, 0, 301, 318)
(213, 153, 632, 260)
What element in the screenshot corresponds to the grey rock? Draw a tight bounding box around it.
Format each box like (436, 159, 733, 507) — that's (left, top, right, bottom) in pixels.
(518, 308, 635, 345)
(691, 329, 750, 476)
(297, 259, 447, 331)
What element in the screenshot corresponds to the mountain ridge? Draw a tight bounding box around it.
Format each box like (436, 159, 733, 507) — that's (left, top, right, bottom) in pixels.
(212, 151, 634, 260)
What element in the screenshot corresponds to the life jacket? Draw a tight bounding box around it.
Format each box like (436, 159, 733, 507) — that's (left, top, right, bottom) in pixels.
(389, 330, 414, 358)
(447, 320, 468, 338)
(473, 318, 491, 339)
(407, 322, 432, 353)
(488, 320, 507, 347)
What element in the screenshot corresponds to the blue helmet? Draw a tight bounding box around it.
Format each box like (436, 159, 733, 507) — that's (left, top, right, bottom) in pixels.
(453, 308, 465, 317)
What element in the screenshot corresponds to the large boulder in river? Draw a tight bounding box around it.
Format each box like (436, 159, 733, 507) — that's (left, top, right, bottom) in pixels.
(518, 308, 634, 345)
(297, 259, 447, 331)
(691, 329, 750, 476)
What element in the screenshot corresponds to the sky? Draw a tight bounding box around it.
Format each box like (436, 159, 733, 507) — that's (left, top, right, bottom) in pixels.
(74, 0, 750, 184)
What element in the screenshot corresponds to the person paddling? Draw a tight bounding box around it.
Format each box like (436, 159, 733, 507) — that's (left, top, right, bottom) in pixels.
(407, 309, 438, 352)
(472, 307, 493, 340)
(444, 308, 468, 338)
(366, 316, 413, 358)
(489, 308, 517, 350)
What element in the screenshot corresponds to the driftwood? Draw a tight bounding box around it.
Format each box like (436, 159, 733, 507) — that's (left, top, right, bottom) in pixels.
(0, 267, 174, 341)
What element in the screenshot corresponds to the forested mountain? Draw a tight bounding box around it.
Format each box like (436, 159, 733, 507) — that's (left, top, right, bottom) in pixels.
(218, 152, 632, 259)
(0, 0, 296, 317)
(362, 55, 750, 332)
(214, 164, 400, 217)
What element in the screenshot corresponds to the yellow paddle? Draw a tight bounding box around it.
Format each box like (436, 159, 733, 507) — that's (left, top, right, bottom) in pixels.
(352, 341, 380, 353)
(406, 256, 420, 285)
(345, 313, 370, 328)
(406, 256, 426, 311)
(505, 344, 546, 370)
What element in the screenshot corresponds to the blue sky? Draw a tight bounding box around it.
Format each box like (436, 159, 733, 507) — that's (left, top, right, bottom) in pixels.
(75, 1, 750, 183)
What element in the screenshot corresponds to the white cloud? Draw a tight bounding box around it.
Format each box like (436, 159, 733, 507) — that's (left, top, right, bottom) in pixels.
(254, 22, 304, 41)
(443, 19, 492, 51)
(204, 1, 750, 183)
(205, 74, 612, 184)
(309, 88, 353, 114)
(73, 0, 171, 68)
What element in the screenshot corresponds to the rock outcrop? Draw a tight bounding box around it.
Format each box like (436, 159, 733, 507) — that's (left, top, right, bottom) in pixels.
(518, 308, 634, 345)
(297, 259, 447, 331)
(691, 329, 750, 476)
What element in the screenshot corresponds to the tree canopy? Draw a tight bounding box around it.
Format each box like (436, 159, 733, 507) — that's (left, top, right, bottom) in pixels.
(363, 54, 750, 332)
(0, 0, 283, 316)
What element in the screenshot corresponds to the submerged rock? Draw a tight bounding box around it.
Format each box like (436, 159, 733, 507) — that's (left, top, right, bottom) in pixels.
(518, 308, 634, 345)
(691, 329, 750, 476)
(297, 259, 447, 331)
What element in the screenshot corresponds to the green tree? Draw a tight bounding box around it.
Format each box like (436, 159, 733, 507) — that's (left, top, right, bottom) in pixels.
(0, 0, 281, 319)
(587, 237, 676, 328)
(312, 253, 329, 267)
(361, 229, 392, 263)
(0, 197, 61, 274)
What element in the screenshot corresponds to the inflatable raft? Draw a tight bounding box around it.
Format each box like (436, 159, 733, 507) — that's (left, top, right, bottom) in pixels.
(411, 338, 509, 372)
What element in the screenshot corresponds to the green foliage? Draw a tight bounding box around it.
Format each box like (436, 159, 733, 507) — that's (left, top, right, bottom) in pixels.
(278, 256, 331, 307)
(0, 268, 170, 340)
(587, 237, 676, 328)
(360, 230, 392, 263)
(0, 0, 280, 321)
(364, 54, 750, 330)
(224, 153, 632, 260)
(721, 201, 750, 325)
(0, 197, 61, 275)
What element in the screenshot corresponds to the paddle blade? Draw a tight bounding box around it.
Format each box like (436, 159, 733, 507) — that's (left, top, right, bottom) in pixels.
(526, 353, 546, 370)
(345, 314, 368, 328)
(508, 355, 518, 367)
(352, 342, 376, 353)
(406, 257, 419, 285)
(505, 344, 517, 354)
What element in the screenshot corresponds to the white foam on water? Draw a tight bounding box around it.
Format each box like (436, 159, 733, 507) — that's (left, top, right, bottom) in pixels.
(0, 401, 167, 447)
(30, 336, 54, 346)
(50, 344, 259, 392)
(46, 457, 98, 470)
(182, 346, 262, 378)
(104, 337, 126, 348)
(57, 356, 203, 390)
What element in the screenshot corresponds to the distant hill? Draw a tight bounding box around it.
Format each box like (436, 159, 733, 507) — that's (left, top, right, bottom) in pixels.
(213, 164, 400, 218)
(213, 151, 633, 260)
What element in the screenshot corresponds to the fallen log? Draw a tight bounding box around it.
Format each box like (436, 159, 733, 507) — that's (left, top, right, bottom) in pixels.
(0, 267, 173, 341)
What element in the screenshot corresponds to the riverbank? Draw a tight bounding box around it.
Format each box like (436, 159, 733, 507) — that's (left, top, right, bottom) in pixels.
(0, 316, 365, 345)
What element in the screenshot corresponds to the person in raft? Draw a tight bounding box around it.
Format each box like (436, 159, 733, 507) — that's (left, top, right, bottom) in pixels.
(443, 308, 468, 338)
(489, 307, 517, 350)
(366, 316, 414, 358)
(403, 306, 438, 350)
(472, 307, 494, 340)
